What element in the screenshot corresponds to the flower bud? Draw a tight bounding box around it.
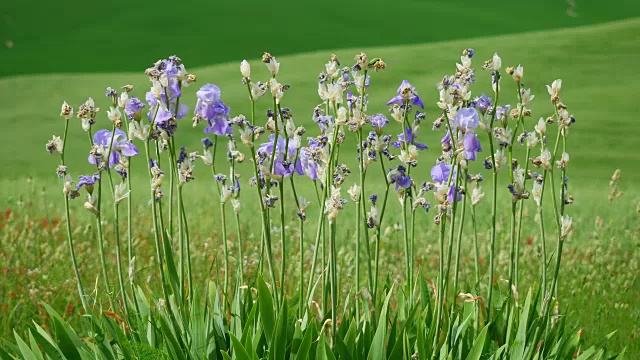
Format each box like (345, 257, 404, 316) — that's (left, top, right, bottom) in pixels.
(240, 60, 251, 78)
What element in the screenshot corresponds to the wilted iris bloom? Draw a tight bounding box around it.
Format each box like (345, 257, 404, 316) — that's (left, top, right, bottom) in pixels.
(124, 96, 146, 121)
(194, 84, 231, 136)
(202, 137, 214, 149)
(387, 80, 424, 109)
(392, 127, 428, 150)
(89, 129, 139, 168)
(370, 113, 389, 129)
(76, 173, 100, 193)
(496, 104, 511, 120)
(314, 113, 334, 133)
(388, 165, 412, 190)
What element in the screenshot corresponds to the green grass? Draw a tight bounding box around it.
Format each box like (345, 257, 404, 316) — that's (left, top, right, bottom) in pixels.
(2, 17, 640, 183)
(1, 0, 640, 77)
(1, 14, 640, 356)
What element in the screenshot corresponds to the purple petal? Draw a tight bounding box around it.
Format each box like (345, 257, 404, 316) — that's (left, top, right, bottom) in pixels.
(93, 129, 111, 146)
(386, 95, 403, 106)
(119, 142, 139, 157)
(412, 95, 424, 109)
(176, 103, 189, 119)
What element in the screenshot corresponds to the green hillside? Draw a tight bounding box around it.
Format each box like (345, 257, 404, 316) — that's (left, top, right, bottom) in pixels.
(1, 0, 640, 76)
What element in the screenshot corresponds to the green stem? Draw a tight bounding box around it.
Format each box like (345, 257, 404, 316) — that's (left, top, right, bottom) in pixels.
(330, 221, 338, 347)
(453, 169, 469, 294)
(514, 147, 531, 289)
(486, 76, 500, 320)
(244, 83, 279, 306)
(279, 181, 286, 299)
(305, 123, 341, 305)
(63, 189, 88, 311)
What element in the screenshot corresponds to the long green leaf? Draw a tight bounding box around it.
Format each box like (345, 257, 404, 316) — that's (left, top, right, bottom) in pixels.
(30, 325, 66, 360)
(294, 324, 314, 360)
(230, 333, 252, 360)
(13, 331, 39, 360)
(257, 274, 275, 345)
(270, 298, 288, 360)
(465, 322, 489, 360)
(367, 284, 394, 360)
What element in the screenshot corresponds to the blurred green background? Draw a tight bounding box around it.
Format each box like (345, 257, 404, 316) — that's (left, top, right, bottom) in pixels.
(1, 0, 639, 76)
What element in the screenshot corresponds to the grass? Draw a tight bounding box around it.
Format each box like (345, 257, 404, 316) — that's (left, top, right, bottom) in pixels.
(1, 13, 640, 357)
(1, 0, 640, 77)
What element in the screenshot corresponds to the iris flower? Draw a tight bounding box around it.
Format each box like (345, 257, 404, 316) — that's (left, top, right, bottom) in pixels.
(386, 80, 424, 109)
(89, 129, 139, 168)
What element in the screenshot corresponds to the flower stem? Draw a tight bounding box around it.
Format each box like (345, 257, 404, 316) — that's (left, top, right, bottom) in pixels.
(59, 120, 88, 312)
(453, 169, 469, 294)
(278, 180, 287, 299)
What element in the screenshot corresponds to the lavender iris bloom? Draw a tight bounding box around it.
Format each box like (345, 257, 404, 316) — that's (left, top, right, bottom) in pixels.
(258, 134, 302, 178)
(389, 165, 412, 190)
(146, 91, 188, 124)
(89, 129, 139, 168)
(463, 131, 482, 160)
(194, 84, 231, 136)
(370, 113, 390, 129)
(387, 80, 424, 109)
(441, 131, 452, 146)
(453, 107, 479, 130)
(430, 163, 453, 183)
(472, 94, 492, 113)
(448, 184, 462, 202)
(299, 138, 323, 180)
(392, 127, 428, 150)
(125, 96, 146, 120)
(76, 173, 100, 192)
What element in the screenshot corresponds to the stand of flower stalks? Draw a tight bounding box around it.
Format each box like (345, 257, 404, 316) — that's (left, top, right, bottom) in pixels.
(14, 50, 624, 360)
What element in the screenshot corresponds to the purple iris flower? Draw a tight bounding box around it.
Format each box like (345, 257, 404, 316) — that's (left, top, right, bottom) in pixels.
(496, 104, 511, 120)
(299, 138, 324, 180)
(194, 84, 231, 136)
(448, 184, 462, 203)
(89, 129, 139, 168)
(392, 127, 428, 150)
(258, 134, 302, 178)
(471, 94, 492, 113)
(453, 107, 479, 130)
(370, 113, 390, 129)
(196, 84, 221, 103)
(387, 80, 424, 109)
(146, 91, 188, 123)
(125, 96, 146, 120)
(389, 165, 412, 191)
(314, 114, 333, 132)
(76, 173, 100, 192)
(463, 131, 482, 160)
(430, 163, 453, 183)
(441, 131, 452, 146)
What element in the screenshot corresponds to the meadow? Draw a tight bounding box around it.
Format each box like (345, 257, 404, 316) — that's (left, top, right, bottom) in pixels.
(1, 2, 640, 359)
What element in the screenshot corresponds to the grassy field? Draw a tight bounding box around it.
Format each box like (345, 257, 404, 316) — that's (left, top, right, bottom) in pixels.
(1, 7, 640, 358)
(1, 0, 640, 77)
